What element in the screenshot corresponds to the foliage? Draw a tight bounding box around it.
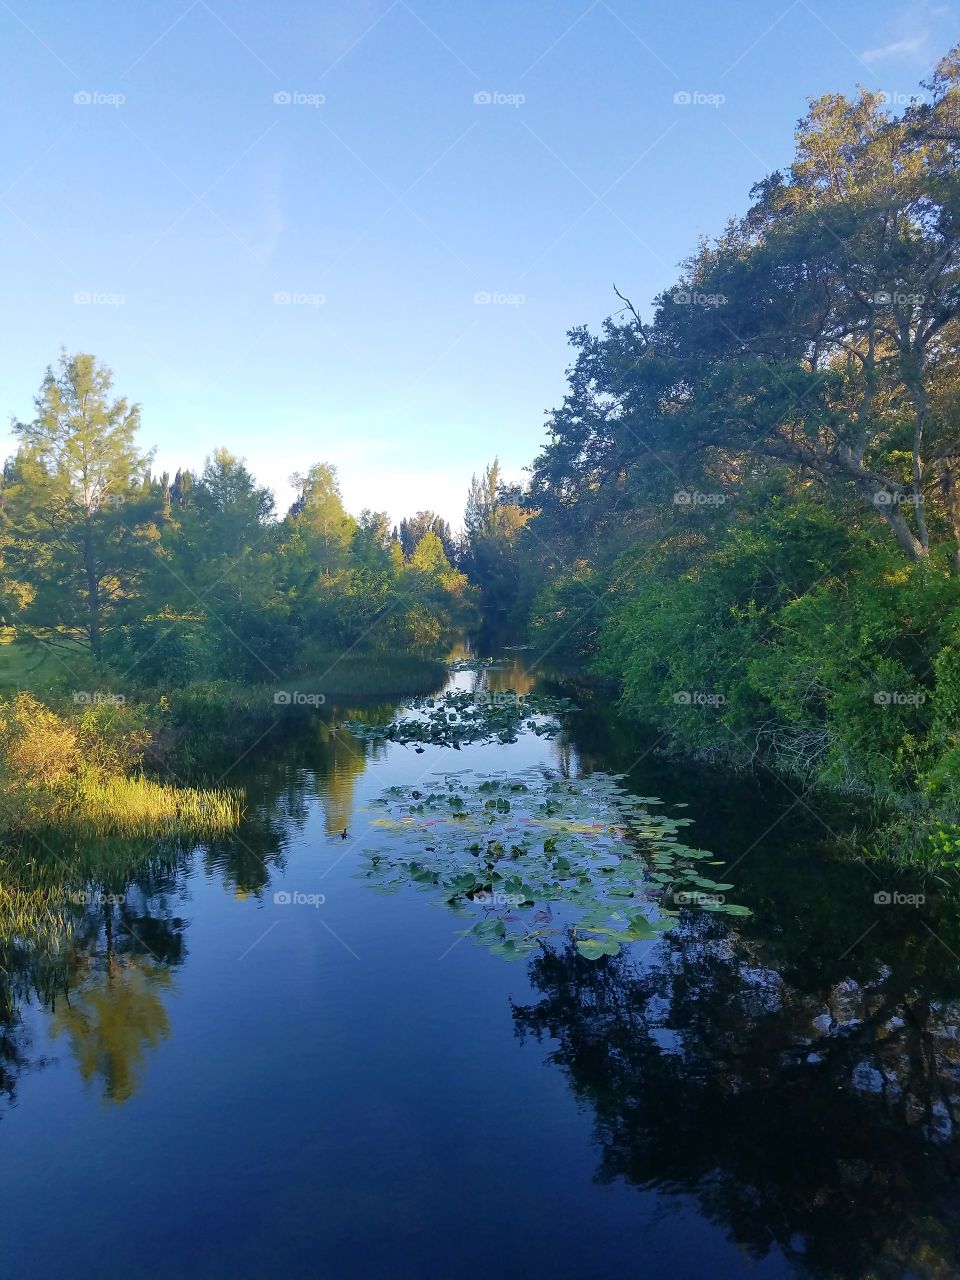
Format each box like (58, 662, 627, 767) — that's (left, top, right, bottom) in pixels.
(341, 687, 577, 749)
(355, 769, 749, 960)
(4, 353, 160, 658)
(514, 46, 960, 837)
(461, 459, 535, 629)
(0, 692, 241, 837)
(1, 363, 475, 688)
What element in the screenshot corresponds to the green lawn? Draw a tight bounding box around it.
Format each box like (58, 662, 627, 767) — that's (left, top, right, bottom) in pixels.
(0, 630, 87, 691)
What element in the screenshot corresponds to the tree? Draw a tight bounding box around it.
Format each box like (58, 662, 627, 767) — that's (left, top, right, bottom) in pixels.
(462, 459, 533, 625)
(398, 511, 456, 562)
(157, 450, 292, 681)
(287, 463, 355, 572)
(531, 55, 960, 566)
(7, 353, 158, 659)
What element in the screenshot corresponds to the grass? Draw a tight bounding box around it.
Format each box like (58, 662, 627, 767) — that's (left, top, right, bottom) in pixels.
(38, 776, 244, 839)
(0, 691, 244, 840)
(0, 773, 244, 840)
(0, 877, 70, 950)
(153, 655, 450, 775)
(0, 630, 82, 691)
(0, 627, 447, 701)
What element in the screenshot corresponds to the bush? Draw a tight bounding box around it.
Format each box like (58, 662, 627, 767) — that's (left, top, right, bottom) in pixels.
(0, 692, 242, 837)
(595, 497, 960, 802)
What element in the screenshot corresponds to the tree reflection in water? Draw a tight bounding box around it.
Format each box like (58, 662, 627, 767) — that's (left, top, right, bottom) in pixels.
(0, 841, 190, 1108)
(512, 912, 960, 1280)
(0, 712, 378, 1108)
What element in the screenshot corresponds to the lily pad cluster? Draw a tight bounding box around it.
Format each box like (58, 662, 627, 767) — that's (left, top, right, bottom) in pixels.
(355, 769, 751, 960)
(341, 689, 577, 750)
(445, 656, 497, 672)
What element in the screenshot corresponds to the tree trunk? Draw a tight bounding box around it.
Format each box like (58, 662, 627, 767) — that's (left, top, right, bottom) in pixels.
(940, 458, 960, 572)
(83, 517, 101, 659)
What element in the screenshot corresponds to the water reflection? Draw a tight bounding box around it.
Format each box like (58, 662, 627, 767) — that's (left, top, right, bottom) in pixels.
(0, 702, 395, 1107)
(512, 898, 960, 1279)
(0, 841, 189, 1105)
(51, 955, 172, 1104)
(0, 658, 958, 1280)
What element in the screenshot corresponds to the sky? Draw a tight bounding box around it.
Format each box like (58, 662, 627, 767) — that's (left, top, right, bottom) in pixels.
(0, 0, 955, 529)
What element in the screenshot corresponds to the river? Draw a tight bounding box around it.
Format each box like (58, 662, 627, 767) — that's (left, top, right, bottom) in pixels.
(0, 654, 957, 1279)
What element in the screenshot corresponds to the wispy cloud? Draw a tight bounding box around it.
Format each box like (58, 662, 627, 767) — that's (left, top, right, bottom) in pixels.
(861, 32, 929, 63)
(860, 0, 955, 65)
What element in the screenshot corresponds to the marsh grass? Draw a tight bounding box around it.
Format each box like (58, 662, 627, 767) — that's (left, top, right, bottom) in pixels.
(30, 776, 243, 839)
(0, 692, 244, 839)
(0, 877, 68, 950)
(284, 651, 447, 698)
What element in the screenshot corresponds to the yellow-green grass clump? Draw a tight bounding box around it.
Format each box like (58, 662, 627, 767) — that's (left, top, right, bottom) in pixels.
(0, 877, 69, 950)
(0, 692, 243, 838)
(39, 775, 243, 839)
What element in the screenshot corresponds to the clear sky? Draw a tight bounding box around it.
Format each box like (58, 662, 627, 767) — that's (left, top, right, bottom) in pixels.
(1, 0, 954, 527)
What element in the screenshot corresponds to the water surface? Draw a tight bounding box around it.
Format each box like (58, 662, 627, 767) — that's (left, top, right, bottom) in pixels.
(1, 658, 958, 1279)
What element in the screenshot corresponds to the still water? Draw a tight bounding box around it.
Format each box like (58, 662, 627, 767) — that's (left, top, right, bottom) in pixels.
(1, 658, 958, 1279)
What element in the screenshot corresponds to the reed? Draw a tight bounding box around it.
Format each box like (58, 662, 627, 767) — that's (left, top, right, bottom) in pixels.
(37, 776, 244, 839)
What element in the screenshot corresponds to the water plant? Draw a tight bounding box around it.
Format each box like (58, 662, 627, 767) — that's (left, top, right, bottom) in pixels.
(341, 689, 577, 749)
(0, 692, 243, 838)
(356, 768, 750, 959)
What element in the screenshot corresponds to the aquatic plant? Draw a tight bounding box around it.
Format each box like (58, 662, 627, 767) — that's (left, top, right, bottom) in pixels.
(30, 776, 243, 839)
(341, 689, 577, 749)
(356, 769, 750, 959)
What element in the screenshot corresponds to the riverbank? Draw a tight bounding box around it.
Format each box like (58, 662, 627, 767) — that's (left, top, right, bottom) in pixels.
(0, 648, 448, 833)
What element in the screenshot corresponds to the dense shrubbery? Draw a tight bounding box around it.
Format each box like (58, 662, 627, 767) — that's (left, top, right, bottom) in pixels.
(0, 693, 241, 837)
(591, 498, 960, 798)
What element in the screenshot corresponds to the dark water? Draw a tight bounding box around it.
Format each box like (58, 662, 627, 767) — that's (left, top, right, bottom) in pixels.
(1, 657, 959, 1280)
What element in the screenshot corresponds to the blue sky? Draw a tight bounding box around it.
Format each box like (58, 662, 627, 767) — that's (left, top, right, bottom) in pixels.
(0, 0, 955, 527)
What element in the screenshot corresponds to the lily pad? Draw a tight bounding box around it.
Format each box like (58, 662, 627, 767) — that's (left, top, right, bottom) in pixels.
(355, 769, 751, 960)
(341, 689, 578, 749)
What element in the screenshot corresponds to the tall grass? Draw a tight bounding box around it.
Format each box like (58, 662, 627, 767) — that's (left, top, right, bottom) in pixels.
(36, 776, 243, 838)
(0, 692, 244, 839)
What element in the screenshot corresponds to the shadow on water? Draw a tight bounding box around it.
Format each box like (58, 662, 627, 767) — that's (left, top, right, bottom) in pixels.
(507, 680, 960, 1279)
(513, 911, 960, 1279)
